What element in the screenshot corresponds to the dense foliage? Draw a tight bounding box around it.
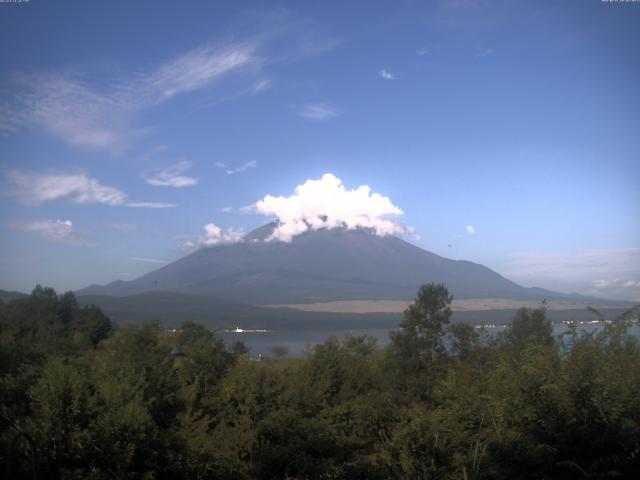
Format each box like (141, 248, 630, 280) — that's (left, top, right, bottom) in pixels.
(1, 284, 639, 479)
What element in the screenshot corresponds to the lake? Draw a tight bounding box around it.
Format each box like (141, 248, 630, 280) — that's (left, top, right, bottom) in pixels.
(220, 321, 640, 357)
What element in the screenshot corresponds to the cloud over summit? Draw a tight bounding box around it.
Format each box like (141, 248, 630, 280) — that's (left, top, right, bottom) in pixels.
(254, 173, 408, 242)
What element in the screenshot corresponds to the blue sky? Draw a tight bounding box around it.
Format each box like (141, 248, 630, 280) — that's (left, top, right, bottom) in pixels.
(0, 0, 638, 300)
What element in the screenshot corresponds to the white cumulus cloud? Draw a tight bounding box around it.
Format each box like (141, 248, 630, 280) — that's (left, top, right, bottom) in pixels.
(379, 69, 396, 80)
(142, 160, 198, 187)
(200, 223, 245, 246)
(253, 173, 408, 242)
(466, 224, 476, 235)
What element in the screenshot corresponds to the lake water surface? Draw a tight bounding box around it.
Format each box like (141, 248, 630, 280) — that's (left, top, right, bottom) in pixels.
(220, 321, 640, 357)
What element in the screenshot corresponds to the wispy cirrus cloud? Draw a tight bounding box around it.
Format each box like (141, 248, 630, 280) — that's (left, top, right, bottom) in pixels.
(215, 160, 258, 175)
(150, 42, 257, 102)
(4, 170, 175, 208)
(5, 170, 126, 206)
(1, 75, 129, 150)
(126, 202, 176, 209)
(105, 222, 139, 232)
(142, 160, 198, 187)
(298, 102, 340, 121)
(0, 12, 338, 152)
(11, 219, 94, 246)
(0, 41, 258, 151)
(130, 256, 169, 264)
(251, 78, 272, 95)
(132, 144, 169, 162)
(444, 0, 483, 9)
(475, 46, 494, 58)
(593, 279, 640, 289)
(379, 69, 396, 80)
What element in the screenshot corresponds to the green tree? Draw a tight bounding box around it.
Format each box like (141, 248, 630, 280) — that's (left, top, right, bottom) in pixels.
(387, 283, 453, 401)
(28, 357, 92, 477)
(449, 322, 480, 359)
(57, 291, 79, 326)
(72, 305, 112, 348)
(506, 302, 553, 348)
(393, 283, 453, 358)
(175, 321, 234, 406)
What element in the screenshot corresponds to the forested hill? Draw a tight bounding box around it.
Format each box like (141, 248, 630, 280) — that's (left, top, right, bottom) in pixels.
(2, 284, 639, 479)
(0, 288, 28, 302)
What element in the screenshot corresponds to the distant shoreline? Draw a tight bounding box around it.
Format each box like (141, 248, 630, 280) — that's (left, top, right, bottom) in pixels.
(266, 298, 632, 314)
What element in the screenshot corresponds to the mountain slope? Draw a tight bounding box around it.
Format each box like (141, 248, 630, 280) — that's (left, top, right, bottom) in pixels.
(77, 225, 583, 304)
